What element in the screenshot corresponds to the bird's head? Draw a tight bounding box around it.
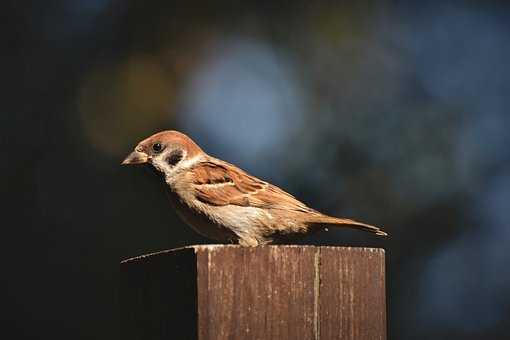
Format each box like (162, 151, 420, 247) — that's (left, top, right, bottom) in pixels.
(122, 130, 204, 178)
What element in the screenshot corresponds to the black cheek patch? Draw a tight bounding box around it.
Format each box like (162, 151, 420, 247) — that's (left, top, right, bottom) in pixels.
(166, 150, 183, 166)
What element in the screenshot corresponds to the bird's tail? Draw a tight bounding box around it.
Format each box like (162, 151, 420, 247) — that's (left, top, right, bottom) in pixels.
(309, 214, 388, 236)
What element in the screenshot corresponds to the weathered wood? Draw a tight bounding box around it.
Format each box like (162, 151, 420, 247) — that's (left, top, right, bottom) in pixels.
(319, 247, 386, 340)
(196, 246, 318, 339)
(120, 245, 386, 340)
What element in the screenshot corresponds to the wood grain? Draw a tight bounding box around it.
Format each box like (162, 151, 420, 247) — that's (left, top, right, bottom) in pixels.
(120, 245, 386, 340)
(319, 247, 386, 340)
(196, 245, 318, 340)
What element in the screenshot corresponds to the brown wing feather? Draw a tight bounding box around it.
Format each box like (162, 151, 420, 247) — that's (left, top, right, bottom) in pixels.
(190, 161, 313, 212)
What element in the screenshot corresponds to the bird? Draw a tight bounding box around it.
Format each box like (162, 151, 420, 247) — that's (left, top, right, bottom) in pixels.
(122, 130, 387, 246)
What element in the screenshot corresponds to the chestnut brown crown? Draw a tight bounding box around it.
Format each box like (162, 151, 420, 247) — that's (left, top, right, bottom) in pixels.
(122, 130, 203, 166)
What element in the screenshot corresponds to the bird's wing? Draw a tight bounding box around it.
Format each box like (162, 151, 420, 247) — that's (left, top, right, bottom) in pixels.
(188, 161, 313, 212)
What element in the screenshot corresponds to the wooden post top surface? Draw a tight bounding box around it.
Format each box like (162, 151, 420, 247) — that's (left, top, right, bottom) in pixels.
(121, 245, 386, 340)
(121, 244, 385, 264)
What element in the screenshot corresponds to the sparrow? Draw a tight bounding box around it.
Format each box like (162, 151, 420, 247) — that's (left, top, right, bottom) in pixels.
(122, 130, 387, 246)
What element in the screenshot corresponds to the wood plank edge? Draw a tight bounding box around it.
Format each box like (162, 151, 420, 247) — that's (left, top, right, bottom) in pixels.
(120, 245, 385, 264)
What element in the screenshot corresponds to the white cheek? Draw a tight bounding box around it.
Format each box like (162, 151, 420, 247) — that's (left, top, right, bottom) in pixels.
(151, 157, 173, 175)
(177, 155, 203, 170)
(153, 154, 204, 185)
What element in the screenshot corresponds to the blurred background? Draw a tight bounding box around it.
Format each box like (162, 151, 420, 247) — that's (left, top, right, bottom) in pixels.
(3, 0, 510, 339)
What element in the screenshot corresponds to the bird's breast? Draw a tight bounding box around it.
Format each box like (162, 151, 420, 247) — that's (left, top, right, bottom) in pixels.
(165, 188, 237, 242)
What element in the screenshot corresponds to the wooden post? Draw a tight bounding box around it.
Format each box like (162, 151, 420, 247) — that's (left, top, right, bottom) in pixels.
(120, 245, 386, 340)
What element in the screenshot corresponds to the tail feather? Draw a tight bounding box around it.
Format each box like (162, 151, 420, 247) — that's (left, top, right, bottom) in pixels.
(310, 214, 388, 236)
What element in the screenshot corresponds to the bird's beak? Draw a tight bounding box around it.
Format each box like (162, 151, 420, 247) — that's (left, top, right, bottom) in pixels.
(121, 151, 149, 165)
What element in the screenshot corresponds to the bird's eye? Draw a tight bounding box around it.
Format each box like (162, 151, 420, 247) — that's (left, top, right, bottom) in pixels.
(152, 143, 163, 153)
